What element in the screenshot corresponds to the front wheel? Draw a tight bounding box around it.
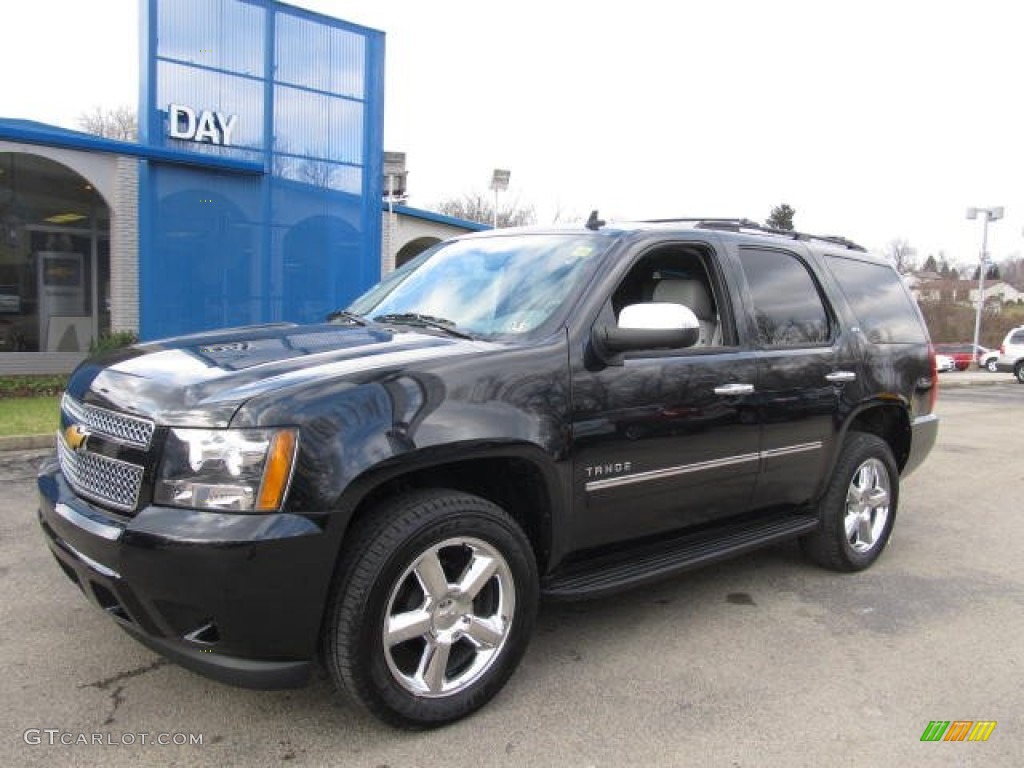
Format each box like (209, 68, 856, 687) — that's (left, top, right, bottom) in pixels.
(986, 358, 999, 373)
(325, 490, 538, 728)
(802, 432, 899, 572)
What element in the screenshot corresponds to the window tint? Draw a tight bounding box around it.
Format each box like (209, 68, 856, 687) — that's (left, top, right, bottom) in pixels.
(738, 249, 830, 347)
(827, 256, 927, 344)
(1010, 330, 1024, 345)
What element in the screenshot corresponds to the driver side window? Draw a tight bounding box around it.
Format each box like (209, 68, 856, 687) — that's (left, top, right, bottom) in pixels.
(610, 247, 728, 348)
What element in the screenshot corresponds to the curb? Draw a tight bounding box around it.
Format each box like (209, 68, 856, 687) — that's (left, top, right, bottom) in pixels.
(0, 434, 53, 452)
(938, 373, 1015, 389)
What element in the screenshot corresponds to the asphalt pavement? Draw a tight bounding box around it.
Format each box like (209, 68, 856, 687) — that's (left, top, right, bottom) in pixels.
(1, 383, 1021, 767)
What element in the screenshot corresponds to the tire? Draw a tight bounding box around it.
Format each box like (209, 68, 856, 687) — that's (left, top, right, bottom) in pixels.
(325, 489, 538, 728)
(1015, 361, 1024, 384)
(986, 359, 999, 373)
(801, 432, 898, 572)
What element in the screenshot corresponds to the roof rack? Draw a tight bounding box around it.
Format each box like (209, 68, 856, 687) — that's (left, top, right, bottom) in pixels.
(641, 217, 866, 252)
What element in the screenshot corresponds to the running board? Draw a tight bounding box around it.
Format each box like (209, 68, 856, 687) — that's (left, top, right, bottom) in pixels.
(542, 515, 819, 600)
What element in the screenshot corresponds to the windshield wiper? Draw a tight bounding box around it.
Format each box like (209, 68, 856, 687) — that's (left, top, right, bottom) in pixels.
(373, 312, 475, 340)
(326, 310, 368, 326)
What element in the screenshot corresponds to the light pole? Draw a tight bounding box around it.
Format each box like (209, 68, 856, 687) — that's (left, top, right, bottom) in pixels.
(966, 206, 1004, 366)
(490, 169, 510, 229)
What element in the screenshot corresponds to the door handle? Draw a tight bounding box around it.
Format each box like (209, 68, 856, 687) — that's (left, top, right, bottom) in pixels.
(714, 383, 755, 396)
(825, 371, 857, 383)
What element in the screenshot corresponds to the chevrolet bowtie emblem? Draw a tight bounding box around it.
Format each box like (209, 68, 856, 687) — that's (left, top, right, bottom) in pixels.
(64, 424, 91, 452)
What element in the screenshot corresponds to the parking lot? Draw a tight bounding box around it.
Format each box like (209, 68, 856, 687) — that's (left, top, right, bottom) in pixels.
(1, 382, 1021, 767)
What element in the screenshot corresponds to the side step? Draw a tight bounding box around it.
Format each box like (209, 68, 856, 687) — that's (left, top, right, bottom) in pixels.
(542, 515, 819, 600)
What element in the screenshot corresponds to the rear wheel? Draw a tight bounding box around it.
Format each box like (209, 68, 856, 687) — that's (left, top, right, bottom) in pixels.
(802, 432, 898, 572)
(986, 358, 999, 373)
(325, 489, 538, 728)
(1015, 361, 1024, 384)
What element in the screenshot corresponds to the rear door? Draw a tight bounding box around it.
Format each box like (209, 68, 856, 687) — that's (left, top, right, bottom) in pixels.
(731, 244, 858, 509)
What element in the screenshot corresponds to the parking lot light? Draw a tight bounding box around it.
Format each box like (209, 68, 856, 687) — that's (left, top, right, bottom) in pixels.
(966, 206, 1004, 368)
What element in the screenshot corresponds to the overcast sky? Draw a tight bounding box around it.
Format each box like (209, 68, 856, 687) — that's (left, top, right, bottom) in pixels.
(2, 0, 1021, 268)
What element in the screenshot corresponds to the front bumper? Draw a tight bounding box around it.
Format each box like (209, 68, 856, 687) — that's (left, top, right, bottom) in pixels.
(37, 457, 337, 690)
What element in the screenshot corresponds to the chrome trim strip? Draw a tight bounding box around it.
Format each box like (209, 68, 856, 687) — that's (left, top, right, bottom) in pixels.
(54, 502, 124, 542)
(61, 538, 122, 579)
(825, 371, 856, 383)
(761, 442, 823, 460)
(584, 441, 825, 493)
(713, 383, 755, 396)
(586, 453, 761, 492)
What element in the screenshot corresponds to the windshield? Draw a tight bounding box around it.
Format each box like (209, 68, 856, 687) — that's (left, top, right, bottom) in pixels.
(347, 234, 609, 338)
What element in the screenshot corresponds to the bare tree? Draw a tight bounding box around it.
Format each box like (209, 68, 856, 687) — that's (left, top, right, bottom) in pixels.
(886, 238, 917, 274)
(298, 159, 336, 188)
(997, 256, 1024, 288)
(435, 193, 536, 228)
(549, 203, 585, 225)
(77, 105, 138, 141)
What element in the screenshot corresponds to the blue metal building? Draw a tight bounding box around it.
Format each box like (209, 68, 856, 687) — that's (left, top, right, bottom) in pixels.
(140, 0, 385, 339)
(0, 0, 395, 373)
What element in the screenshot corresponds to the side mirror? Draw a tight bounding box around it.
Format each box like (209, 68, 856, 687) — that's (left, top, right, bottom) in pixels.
(592, 303, 700, 362)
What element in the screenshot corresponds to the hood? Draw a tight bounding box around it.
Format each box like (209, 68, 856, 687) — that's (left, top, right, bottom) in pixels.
(68, 323, 488, 427)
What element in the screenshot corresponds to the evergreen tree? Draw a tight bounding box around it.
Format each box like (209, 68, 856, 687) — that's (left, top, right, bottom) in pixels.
(766, 204, 795, 231)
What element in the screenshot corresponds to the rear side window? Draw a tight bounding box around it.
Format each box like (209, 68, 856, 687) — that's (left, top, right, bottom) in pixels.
(737, 248, 830, 347)
(827, 256, 926, 344)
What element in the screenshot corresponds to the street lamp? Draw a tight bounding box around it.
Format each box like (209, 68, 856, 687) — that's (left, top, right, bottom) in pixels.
(966, 206, 1004, 366)
(490, 169, 510, 229)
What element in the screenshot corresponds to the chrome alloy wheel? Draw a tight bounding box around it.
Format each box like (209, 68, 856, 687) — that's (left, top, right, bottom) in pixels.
(844, 458, 891, 553)
(382, 537, 516, 698)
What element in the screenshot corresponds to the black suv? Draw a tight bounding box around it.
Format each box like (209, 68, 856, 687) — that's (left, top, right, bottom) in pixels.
(38, 217, 938, 727)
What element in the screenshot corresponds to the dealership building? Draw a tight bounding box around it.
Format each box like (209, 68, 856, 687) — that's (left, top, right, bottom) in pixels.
(0, 0, 482, 374)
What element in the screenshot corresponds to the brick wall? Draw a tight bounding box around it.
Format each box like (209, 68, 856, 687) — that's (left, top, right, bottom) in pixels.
(110, 157, 139, 334)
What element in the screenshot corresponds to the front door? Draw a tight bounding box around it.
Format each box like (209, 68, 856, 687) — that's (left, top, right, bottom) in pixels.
(569, 243, 760, 551)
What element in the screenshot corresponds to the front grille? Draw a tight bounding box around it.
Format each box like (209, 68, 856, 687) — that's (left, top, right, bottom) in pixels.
(57, 433, 144, 513)
(62, 394, 155, 449)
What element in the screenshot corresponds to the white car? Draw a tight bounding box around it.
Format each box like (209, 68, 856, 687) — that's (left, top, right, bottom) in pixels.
(995, 326, 1024, 383)
(977, 347, 1000, 372)
(935, 353, 956, 373)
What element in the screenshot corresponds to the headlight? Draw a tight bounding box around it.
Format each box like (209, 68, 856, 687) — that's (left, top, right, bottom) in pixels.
(155, 428, 298, 512)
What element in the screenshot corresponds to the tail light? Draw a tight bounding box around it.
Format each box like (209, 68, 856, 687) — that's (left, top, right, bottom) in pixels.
(1001, 344, 1006, 355)
(927, 343, 939, 412)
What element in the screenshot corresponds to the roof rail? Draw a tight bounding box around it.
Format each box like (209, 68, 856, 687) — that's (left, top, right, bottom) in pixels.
(641, 217, 866, 252)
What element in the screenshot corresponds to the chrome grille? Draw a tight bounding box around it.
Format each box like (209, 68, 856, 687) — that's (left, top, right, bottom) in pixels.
(62, 394, 155, 449)
(57, 433, 144, 513)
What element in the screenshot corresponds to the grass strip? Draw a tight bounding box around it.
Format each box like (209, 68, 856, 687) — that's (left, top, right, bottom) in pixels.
(0, 396, 60, 437)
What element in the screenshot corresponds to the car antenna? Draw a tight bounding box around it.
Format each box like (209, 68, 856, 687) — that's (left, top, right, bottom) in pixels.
(585, 210, 605, 231)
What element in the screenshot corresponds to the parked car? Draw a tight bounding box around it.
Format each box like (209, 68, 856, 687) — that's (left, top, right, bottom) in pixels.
(935, 353, 956, 373)
(37, 216, 939, 727)
(995, 325, 1024, 383)
(977, 347, 1000, 372)
(933, 342, 981, 371)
